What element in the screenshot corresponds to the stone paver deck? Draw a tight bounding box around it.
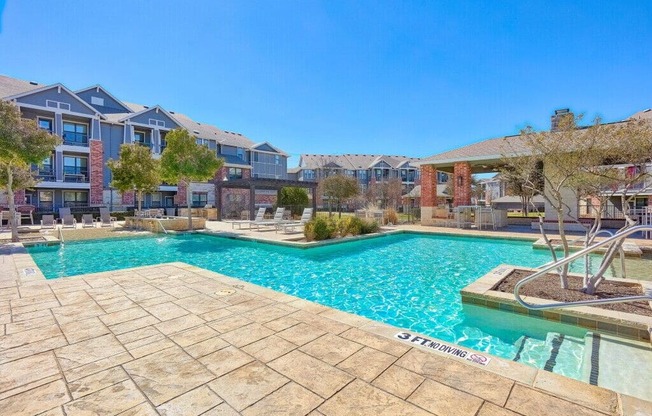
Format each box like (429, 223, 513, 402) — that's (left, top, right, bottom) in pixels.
(1, 230, 651, 415)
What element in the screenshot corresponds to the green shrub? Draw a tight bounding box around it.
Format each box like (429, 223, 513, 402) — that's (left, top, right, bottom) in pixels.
(360, 219, 380, 234)
(304, 217, 337, 241)
(339, 216, 363, 236)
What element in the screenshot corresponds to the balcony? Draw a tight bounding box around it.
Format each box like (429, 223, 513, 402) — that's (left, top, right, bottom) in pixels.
(36, 170, 56, 182)
(62, 132, 88, 146)
(63, 168, 88, 183)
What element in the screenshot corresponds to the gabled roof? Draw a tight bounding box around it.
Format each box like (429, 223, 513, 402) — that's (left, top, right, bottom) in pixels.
(4, 82, 106, 119)
(252, 141, 288, 156)
(117, 105, 182, 126)
(298, 154, 420, 170)
(416, 134, 527, 167)
(75, 85, 133, 113)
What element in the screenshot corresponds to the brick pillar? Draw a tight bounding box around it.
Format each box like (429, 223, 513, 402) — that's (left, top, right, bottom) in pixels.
(243, 169, 251, 179)
(13, 190, 25, 205)
(89, 140, 104, 205)
(122, 191, 135, 205)
(419, 165, 437, 225)
(453, 162, 472, 207)
(175, 181, 188, 206)
(214, 167, 228, 182)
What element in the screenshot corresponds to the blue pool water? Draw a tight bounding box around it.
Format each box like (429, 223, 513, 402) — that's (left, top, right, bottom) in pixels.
(28, 232, 590, 376)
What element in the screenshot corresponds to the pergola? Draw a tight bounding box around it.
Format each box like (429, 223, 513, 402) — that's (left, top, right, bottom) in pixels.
(215, 178, 318, 220)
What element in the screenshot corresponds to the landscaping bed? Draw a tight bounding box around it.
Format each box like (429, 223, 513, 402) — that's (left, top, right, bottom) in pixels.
(495, 269, 652, 316)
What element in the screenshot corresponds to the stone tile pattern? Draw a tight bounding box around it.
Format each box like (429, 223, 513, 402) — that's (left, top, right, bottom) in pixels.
(0, 247, 644, 415)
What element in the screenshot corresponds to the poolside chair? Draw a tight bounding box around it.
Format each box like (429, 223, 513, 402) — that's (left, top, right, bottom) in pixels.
(277, 208, 313, 233)
(97, 207, 116, 228)
(81, 214, 96, 228)
(232, 207, 266, 230)
(251, 207, 286, 231)
(40, 214, 57, 229)
(61, 214, 77, 229)
(0, 211, 9, 230)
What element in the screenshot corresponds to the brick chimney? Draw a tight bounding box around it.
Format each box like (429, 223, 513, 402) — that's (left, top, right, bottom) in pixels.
(550, 108, 573, 132)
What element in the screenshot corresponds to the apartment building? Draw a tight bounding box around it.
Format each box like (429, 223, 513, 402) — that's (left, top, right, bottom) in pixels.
(0, 75, 288, 211)
(290, 154, 427, 192)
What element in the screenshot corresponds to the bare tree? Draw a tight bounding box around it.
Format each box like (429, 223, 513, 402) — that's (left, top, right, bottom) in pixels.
(503, 113, 652, 293)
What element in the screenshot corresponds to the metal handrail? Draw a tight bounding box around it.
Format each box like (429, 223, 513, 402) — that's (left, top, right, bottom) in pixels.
(514, 225, 652, 310)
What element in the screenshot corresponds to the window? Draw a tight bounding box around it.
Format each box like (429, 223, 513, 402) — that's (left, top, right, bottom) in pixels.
(38, 118, 53, 133)
(39, 156, 54, 180)
(236, 147, 244, 160)
(303, 169, 315, 180)
(358, 170, 368, 181)
(160, 132, 167, 152)
(345, 170, 355, 177)
(63, 156, 88, 182)
(400, 169, 407, 181)
(148, 119, 165, 127)
(134, 131, 151, 147)
(150, 193, 161, 207)
(437, 171, 449, 184)
(196, 138, 216, 150)
(90, 96, 104, 106)
(63, 191, 88, 207)
(63, 121, 88, 145)
(253, 152, 259, 162)
(374, 169, 382, 181)
(191, 192, 208, 207)
(275, 155, 280, 165)
(39, 191, 53, 210)
(228, 168, 243, 180)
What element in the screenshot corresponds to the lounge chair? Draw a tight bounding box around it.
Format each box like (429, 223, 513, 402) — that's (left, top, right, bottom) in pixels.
(277, 208, 313, 233)
(252, 207, 286, 231)
(232, 207, 266, 230)
(40, 214, 57, 229)
(81, 214, 96, 228)
(97, 207, 116, 228)
(61, 214, 77, 229)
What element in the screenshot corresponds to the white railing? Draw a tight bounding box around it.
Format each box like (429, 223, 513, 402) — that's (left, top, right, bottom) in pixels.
(514, 225, 652, 310)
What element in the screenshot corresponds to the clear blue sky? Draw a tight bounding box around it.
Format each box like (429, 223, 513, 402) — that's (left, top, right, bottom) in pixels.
(1, 1, 651, 167)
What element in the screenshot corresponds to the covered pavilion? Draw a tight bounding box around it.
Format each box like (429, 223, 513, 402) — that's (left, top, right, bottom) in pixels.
(215, 177, 318, 220)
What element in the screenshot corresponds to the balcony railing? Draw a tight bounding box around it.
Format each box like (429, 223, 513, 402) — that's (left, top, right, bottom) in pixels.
(62, 132, 88, 146)
(37, 170, 56, 182)
(135, 141, 153, 149)
(63, 168, 88, 183)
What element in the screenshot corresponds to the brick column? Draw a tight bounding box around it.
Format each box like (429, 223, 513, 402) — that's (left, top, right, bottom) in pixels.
(453, 162, 472, 207)
(89, 140, 104, 205)
(419, 165, 437, 225)
(175, 181, 188, 206)
(122, 191, 135, 206)
(13, 190, 25, 205)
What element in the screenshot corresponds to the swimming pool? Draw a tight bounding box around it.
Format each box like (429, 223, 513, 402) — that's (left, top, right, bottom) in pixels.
(28, 232, 591, 378)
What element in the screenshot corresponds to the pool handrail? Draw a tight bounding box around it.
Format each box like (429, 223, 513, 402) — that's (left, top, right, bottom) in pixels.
(514, 225, 652, 310)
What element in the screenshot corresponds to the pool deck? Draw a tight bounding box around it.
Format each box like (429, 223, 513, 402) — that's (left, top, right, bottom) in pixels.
(1, 222, 651, 414)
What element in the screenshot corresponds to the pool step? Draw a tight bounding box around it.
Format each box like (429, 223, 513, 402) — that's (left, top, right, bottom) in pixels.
(513, 332, 585, 379)
(581, 332, 652, 400)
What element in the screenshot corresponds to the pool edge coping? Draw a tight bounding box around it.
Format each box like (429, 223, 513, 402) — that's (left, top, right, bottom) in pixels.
(462, 265, 652, 342)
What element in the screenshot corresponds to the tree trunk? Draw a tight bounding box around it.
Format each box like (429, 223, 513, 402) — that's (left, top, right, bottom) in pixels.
(555, 208, 570, 289)
(186, 181, 193, 231)
(137, 190, 143, 212)
(6, 166, 18, 242)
